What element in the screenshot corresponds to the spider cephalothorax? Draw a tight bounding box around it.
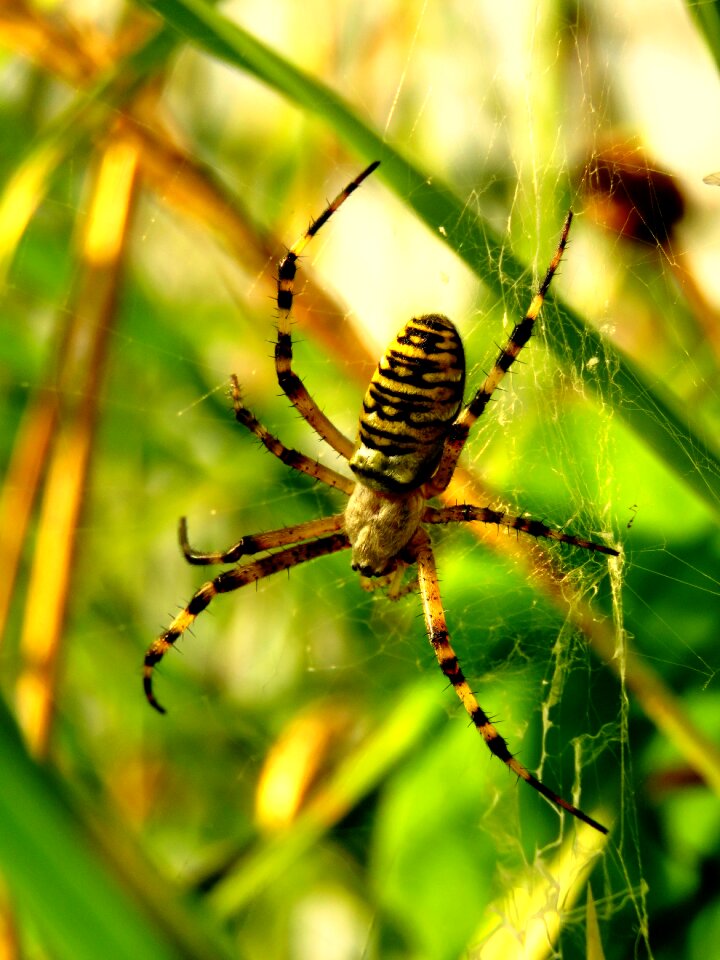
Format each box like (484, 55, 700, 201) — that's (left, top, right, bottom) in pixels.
(344, 483, 424, 576)
(145, 162, 617, 834)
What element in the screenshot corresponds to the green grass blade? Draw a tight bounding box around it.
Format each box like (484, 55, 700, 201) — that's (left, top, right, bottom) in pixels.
(0, 696, 236, 960)
(684, 0, 720, 73)
(140, 0, 720, 518)
(208, 679, 444, 917)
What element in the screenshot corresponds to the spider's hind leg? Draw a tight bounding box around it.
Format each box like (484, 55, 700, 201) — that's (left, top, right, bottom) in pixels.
(412, 529, 607, 834)
(359, 561, 417, 600)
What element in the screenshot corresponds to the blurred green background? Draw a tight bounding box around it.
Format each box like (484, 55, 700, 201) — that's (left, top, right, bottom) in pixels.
(1, 1, 720, 958)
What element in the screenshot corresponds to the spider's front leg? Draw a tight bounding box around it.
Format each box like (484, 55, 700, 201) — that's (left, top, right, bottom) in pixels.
(423, 212, 573, 498)
(274, 161, 380, 460)
(412, 529, 607, 834)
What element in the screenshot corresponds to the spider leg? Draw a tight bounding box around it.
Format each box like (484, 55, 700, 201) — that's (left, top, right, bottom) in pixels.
(359, 561, 417, 600)
(274, 162, 380, 460)
(412, 530, 607, 834)
(144, 531, 351, 713)
(231, 375, 354, 495)
(424, 212, 572, 497)
(423, 504, 618, 556)
(179, 512, 348, 565)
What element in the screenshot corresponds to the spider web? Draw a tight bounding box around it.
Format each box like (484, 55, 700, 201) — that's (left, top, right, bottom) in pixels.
(2, 1, 720, 959)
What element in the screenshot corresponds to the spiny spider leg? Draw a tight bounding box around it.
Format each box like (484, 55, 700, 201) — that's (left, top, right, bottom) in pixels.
(179, 513, 347, 566)
(144, 532, 351, 713)
(231, 375, 354, 495)
(423, 504, 618, 556)
(275, 161, 381, 460)
(424, 212, 573, 497)
(413, 529, 607, 834)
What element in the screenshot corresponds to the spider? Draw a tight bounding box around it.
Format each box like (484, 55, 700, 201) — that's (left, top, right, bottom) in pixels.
(144, 161, 617, 834)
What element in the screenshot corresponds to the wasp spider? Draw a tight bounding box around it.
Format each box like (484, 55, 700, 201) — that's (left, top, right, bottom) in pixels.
(145, 161, 617, 834)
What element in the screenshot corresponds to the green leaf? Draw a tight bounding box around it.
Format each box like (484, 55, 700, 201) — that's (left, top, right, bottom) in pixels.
(0, 695, 236, 960)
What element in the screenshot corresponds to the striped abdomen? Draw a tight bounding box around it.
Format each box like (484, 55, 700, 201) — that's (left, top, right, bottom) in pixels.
(349, 314, 465, 493)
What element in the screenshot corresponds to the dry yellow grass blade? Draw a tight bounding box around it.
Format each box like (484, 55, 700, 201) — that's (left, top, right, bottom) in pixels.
(586, 886, 607, 960)
(15, 133, 142, 756)
(0, 398, 57, 647)
(471, 825, 608, 959)
(1, 5, 376, 381)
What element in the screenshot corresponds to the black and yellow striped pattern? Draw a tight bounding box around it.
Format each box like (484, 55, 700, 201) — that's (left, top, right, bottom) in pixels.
(424, 504, 618, 555)
(425, 212, 573, 496)
(144, 532, 350, 713)
(349, 314, 465, 492)
(276, 160, 381, 317)
(414, 531, 607, 834)
(274, 161, 380, 461)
